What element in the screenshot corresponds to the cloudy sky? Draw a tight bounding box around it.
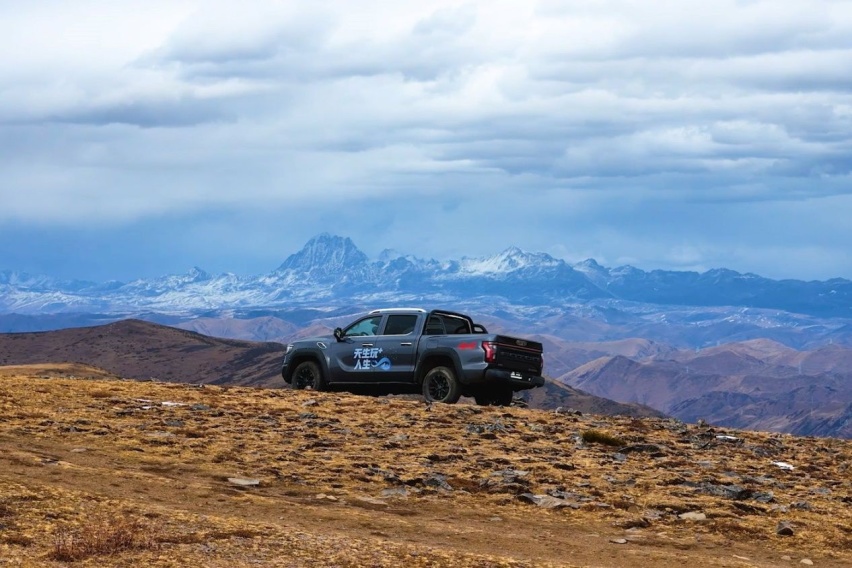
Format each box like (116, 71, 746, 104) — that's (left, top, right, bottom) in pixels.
(1, 0, 851, 282)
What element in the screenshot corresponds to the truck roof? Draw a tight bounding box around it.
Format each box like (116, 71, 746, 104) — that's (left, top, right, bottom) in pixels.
(368, 308, 427, 314)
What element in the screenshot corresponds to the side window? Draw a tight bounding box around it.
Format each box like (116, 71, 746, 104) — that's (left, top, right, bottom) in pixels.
(384, 314, 418, 335)
(424, 316, 446, 335)
(343, 316, 383, 337)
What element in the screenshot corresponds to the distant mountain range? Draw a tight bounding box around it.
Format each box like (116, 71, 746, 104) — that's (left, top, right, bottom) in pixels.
(2, 232, 851, 319)
(2, 233, 851, 438)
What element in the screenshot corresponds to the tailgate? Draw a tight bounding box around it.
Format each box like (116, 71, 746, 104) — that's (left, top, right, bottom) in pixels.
(491, 335, 543, 375)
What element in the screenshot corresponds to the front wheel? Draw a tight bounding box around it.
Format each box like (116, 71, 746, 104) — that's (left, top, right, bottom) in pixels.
(422, 366, 462, 404)
(292, 361, 326, 391)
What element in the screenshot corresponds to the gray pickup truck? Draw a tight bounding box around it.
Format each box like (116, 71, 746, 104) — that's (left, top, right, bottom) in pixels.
(281, 308, 545, 405)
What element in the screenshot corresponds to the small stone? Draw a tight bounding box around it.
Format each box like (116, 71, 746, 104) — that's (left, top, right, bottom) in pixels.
(302, 399, 318, 407)
(609, 538, 628, 544)
(70, 448, 88, 453)
(423, 473, 453, 491)
(227, 477, 260, 487)
(678, 511, 707, 521)
(517, 493, 579, 509)
(619, 443, 666, 455)
(776, 520, 795, 536)
(354, 496, 388, 507)
(781, 556, 792, 561)
(190, 404, 211, 411)
(800, 560, 813, 566)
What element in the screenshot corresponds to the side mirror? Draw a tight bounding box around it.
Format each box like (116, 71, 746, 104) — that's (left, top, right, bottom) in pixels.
(334, 327, 344, 341)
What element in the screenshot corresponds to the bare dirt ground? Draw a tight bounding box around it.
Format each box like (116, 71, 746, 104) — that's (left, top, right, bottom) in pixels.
(1, 364, 850, 567)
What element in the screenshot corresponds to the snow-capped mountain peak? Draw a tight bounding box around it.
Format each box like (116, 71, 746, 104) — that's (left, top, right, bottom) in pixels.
(275, 233, 369, 277)
(460, 247, 561, 275)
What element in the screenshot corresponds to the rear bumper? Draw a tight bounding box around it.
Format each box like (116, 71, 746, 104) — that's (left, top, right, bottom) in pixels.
(483, 368, 545, 390)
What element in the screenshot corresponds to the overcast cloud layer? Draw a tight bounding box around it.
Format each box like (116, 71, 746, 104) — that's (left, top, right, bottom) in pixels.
(1, 0, 851, 281)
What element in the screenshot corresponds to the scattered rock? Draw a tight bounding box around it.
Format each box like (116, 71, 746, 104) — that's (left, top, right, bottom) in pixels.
(302, 399, 318, 407)
(354, 496, 388, 507)
(422, 474, 453, 491)
(715, 435, 739, 442)
(678, 511, 707, 521)
(617, 518, 651, 529)
(791, 501, 813, 511)
(70, 448, 88, 453)
(517, 493, 580, 509)
(800, 559, 813, 566)
(227, 477, 260, 487)
(315, 493, 338, 501)
(776, 520, 795, 536)
(554, 407, 582, 416)
(609, 538, 628, 544)
(190, 404, 210, 411)
(466, 420, 508, 435)
(772, 461, 795, 471)
(618, 444, 667, 455)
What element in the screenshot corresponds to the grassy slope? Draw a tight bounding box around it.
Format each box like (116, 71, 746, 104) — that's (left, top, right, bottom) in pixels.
(0, 364, 850, 567)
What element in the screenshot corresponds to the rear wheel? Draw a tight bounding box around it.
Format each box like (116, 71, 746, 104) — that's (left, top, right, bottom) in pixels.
(422, 366, 462, 404)
(292, 361, 326, 391)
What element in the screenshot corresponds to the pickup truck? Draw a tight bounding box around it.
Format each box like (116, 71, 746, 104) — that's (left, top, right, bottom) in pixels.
(281, 308, 545, 405)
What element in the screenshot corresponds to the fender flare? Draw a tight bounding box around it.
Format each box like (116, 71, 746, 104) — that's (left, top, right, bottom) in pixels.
(415, 348, 465, 385)
(285, 348, 333, 384)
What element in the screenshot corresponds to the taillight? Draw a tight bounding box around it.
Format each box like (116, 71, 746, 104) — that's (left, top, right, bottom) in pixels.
(482, 341, 496, 363)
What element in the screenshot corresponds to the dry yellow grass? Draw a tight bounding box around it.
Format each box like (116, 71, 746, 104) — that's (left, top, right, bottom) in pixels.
(0, 363, 850, 567)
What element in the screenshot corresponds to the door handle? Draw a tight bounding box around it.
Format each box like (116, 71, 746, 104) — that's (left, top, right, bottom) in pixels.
(362, 343, 374, 347)
(400, 342, 413, 346)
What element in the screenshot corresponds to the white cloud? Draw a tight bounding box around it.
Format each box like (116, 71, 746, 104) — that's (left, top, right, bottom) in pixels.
(1, 0, 852, 279)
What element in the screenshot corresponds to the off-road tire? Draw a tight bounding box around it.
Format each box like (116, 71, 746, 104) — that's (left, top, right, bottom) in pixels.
(422, 366, 462, 404)
(292, 361, 326, 391)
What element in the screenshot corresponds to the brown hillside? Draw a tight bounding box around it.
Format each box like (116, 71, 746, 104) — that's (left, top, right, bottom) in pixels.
(521, 379, 666, 419)
(561, 348, 852, 438)
(0, 319, 286, 387)
(0, 367, 850, 567)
